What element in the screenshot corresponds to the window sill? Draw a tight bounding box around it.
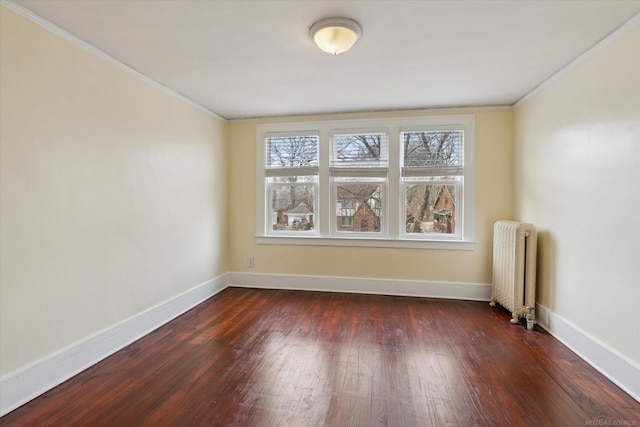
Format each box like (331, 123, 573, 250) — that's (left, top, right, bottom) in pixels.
(255, 235, 476, 250)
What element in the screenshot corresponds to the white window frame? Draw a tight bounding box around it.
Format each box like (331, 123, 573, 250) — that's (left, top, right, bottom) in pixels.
(256, 115, 475, 250)
(263, 131, 320, 236)
(399, 126, 466, 241)
(330, 128, 389, 238)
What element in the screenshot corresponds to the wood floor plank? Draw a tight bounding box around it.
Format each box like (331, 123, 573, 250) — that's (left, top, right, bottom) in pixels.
(2, 287, 639, 426)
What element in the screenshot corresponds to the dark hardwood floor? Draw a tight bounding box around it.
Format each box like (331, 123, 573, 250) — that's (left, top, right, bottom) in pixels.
(2, 287, 639, 426)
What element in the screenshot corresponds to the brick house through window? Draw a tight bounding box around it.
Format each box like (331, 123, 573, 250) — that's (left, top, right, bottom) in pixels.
(353, 202, 376, 232)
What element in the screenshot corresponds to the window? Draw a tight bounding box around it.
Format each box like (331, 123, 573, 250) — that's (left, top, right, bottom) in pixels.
(331, 131, 388, 236)
(257, 115, 474, 249)
(401, 130, 464, 239)
(265, 133, 318, 234)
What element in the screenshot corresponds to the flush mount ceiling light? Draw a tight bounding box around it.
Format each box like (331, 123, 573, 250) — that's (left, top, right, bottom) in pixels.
(310, 17, 362, 55)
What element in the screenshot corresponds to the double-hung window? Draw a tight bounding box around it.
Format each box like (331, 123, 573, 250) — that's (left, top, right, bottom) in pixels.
(331, 130, 388, 236)
(264, 132, 319, 235)
(257, 115, 474, 249)
(401, 129, 464, 240)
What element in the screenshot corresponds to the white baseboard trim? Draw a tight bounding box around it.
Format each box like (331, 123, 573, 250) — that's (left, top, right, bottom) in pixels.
(536, 303, 640, 403)
(0, 274, 229, 417)
(228, 271, 492, 301)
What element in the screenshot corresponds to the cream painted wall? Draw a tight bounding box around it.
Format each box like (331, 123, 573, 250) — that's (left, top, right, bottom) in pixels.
(229, 109, 513, 285)
(515, 23, 640, 362)
(0, 8, 228, 375)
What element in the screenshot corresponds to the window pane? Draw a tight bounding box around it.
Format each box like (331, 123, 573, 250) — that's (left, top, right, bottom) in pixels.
(405, 184, 456, 234)
(335, 182, 382, 232)
(402, 131, 463, 167)
(332, 133, 388, 168)
(271, 184, 315, 231)
(267, 135, 318, 168)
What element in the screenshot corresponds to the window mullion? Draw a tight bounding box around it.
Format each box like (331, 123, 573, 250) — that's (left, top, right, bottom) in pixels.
(387, 126, 400, 239)
(318, 127, 331, 237)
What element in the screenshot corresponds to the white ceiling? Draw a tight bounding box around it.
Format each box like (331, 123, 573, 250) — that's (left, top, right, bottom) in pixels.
(11, 0, 640, 120)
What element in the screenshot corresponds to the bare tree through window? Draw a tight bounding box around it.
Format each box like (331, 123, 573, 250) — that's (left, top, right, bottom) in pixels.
(403, 131, 462, 234)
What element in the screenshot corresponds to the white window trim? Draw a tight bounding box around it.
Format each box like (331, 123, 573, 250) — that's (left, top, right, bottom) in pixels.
(256, 115, 475, 250)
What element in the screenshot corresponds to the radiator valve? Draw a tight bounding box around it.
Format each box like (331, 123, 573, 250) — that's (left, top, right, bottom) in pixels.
(525, 306, 535, 331)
